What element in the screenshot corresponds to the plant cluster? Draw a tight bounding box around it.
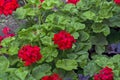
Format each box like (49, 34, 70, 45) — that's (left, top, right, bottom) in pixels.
(0, 0, 120, 80)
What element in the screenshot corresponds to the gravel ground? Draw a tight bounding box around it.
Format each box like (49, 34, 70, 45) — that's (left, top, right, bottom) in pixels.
(0, 15, 21, 35)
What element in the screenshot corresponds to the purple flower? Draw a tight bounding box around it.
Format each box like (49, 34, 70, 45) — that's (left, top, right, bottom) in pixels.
(107, 43, 120, 54)
(78, 74, 90, 80)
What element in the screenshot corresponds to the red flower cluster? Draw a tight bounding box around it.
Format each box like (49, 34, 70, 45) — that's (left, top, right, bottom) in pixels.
(94, 67, 114, 80)
(18, 45, 42, 66)
(67, 0, 80, 5)
(0, 0, 19, 16)
(53, 30, 76, 50)
(40, 0, 44, 3)
(114, 0, 120, 5)
(41, 73, 62, 80)
(0, 27, 15, 43)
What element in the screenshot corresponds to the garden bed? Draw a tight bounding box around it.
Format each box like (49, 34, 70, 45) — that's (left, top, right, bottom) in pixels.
(0, 0, 120, 80)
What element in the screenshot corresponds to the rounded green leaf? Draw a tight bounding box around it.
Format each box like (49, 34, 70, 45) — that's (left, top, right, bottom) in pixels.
(82, 11, 95, 20)
(56, 59, 78, 71)
(15, 68, 28, 80)
(0, 56, 9, 73)
(32, 64, 51, 79)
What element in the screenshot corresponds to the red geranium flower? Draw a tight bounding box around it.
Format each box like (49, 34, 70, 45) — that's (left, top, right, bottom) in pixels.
(0, 0, 4, 15)
(0, 0, 19, 16)
(18, 45, 42, 66)
(67, 0, 80, 5)
(94, 67, 114, 80)
(2, 27, 10, 35)
(53, 30, 76, 50)
(114, 0, 120, 5)
(41, 73, 62, 80)
(40, 0, 44, 3)
(2, 26, 15, 38)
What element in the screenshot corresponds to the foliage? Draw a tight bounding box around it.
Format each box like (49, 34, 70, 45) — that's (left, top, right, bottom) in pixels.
(0, 0, 120, 80)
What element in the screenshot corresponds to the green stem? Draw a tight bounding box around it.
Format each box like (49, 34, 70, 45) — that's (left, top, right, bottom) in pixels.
(61, 50, 66, 59)
(38, 40, 42, 47)
(38, 13, 43, 25)
(38, 15, 41, 25)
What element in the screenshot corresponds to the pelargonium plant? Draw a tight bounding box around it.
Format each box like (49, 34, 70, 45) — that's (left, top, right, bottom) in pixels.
(1, 0, 120, 80)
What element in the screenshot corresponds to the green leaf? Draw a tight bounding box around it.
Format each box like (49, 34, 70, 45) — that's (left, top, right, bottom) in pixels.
(67, 54, 77, 59)
(42, 0, 60, 9)
(63, 4, 76, 12)
(76, 0, 91, 10)
(92, 23, 110, 36)
(41, 36, 54, 46)
(95, 56, 108, 67)
(40, 47, 58, 62)
(82, 11, 95, 20)
(103, 26, 110, 36)
(0, 48, 7, 54)
(76, 52, 89, 68)
(26, 8, 36, 16)
(113, 70, 119, 77)
(15, 68, 28, 80)
(8, 73, 20, 80)
(18, 28, 37, 42)
(15, 7, 27, 19)
(8, 46, 19, 55)
(8, 55, 19, 66)
(0, 73, 8, 80)
(107, 29, 120, 43)
(32, 64, 51, 79)
(79, 31, 89, 41)
(95, 56, 114, 69)
(114, 78, 120, 80)
(90, 34, 108, 45)
(75, 43, 92, 52)
(72, 22, 85, 30)
(98, 2, 113, 19)
(25, 74, 36, 80)
(0, 56, 9, 73)
(45, 14, 56, 23)
(95, 45, 105, 54)
(54, 69, 77, 80)
(72, 32, 79, 39)
(56, 59, 78, 71)
(27, 0, 39, 4)
(110, 55, 120, 67)
(109, 15, 120, 27)
(84, 61, 100, 77)
(1, 37, 15, 47)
